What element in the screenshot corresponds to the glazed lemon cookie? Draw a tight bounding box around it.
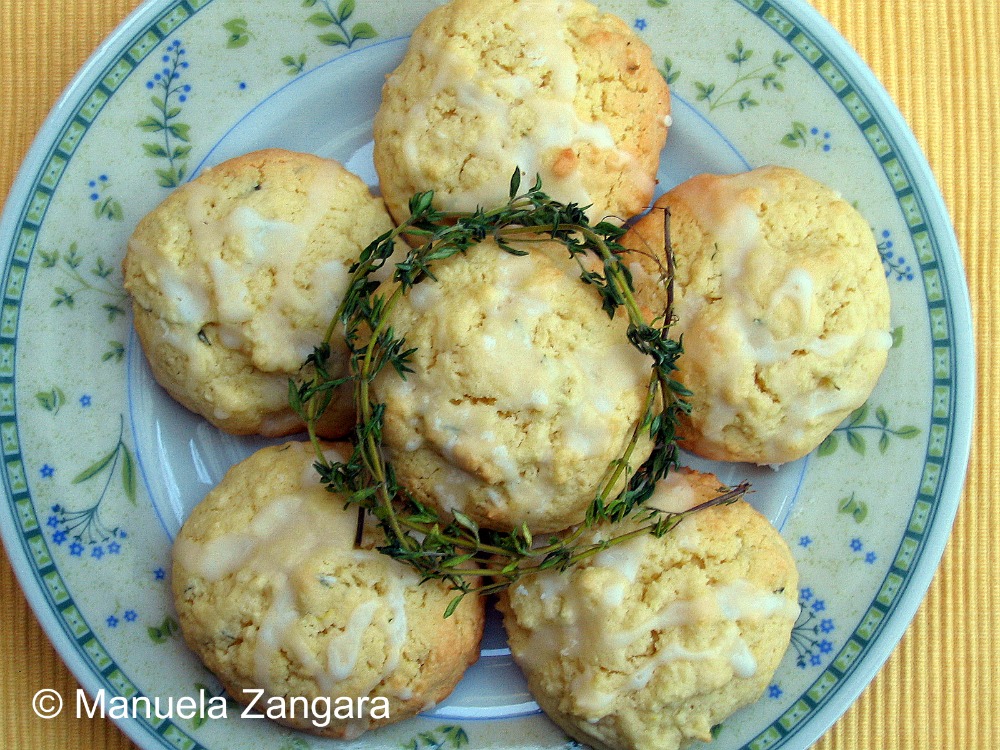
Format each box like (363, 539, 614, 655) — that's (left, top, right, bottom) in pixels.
(622, 166, 892, 464)
(123, 148, 398, 437)
(499, 469, 800, 750)
(172, 441, 485, 739)
(371, 238, 653, 534)
(373, 0, 670, 226)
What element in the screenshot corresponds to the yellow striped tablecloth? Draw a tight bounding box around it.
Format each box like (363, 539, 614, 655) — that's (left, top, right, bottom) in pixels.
(1, 1, 996, 748)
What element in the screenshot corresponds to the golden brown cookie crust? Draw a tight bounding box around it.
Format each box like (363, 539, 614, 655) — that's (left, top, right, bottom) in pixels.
(622, 166, 892, 464)
(124, 149, 397, 437)
(172, 441, 485, 739)
(499, 469, 799, 750)
(373, 0, 670, 226)
(372, 238, 654, 534)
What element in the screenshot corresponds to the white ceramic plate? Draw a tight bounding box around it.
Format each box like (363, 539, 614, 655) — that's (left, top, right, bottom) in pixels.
(0, 1, 973, 749)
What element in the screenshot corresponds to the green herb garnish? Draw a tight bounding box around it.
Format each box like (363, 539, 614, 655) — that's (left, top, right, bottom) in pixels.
(292, 171, 747, 614)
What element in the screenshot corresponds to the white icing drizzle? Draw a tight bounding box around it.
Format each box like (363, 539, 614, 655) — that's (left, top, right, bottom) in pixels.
(134, 172, 350, 371)
(669, 173, 892, 455)
(378, 245, 649, 516)
(175, 450, 411, 697)
(510, 502, 799, 718)
(394, 0, 645, 220)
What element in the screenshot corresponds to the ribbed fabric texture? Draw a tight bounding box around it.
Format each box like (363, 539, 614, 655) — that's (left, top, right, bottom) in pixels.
(1, 1, 995, 748)
(809, 2, 998, 749)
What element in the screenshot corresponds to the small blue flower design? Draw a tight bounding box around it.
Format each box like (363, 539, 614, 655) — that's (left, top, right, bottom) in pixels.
(91, 546, 104, 560)
(154, 568, 166, 581)
(40, 464, 54, 478)
(107, 615, 119, 628)
(850, 538, 863, 552)
(52, 530, 67, 545)
(69, 542, 84, 557)
(865, 551, 877, 564)
(124, 610, 138, 622)
(798, 535, 812, 548)
(812, 128, 832, 151)
(634, 18, 647, 30)
(792, 587, 837, 669)
(80, 395, 92, 407)
(768, 684, 782, 699)
(47, 515, 59, 528)
(782, 123, 833, 152)
(238, 81, 247, 90)
(878, 229, 914, 281)
(141, 38, 193, 188)
(108, 541, 121, 555)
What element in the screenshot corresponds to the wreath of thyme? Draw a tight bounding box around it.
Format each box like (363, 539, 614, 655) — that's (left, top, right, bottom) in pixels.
(291, 171, 748, 616)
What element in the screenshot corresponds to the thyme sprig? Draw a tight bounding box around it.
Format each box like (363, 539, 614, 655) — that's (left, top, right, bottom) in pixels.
(291, 171, 747, 615)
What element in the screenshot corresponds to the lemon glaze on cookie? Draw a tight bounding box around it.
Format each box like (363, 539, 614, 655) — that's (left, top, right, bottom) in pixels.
(624, 166, 892, 464)
(372, 238, 653, 534)
(499, 470, 800, 750)
(172, 442, 485, 739)
(124, 149, 398, 437)
(374, 0, 670, 225)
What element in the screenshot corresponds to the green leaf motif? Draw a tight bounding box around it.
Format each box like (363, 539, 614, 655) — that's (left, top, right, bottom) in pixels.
(351, 22, 376, 40)
(52, 288, 75, 308)
(103, 341, 125, 363)
(727, 39, 752, 64)
(147, 616, 180, 645)
(72, 449, 117, 485)
(168, 123, 191, 142)
(121, 445, 137, 505)
(736, 91, 758, 110)
(307, 11, 335, 26)
(694, 81, 715, 101)
(92, 257, 112, 279)
(36, 388, 66, 414)
(65, 244, 82, 268)
(303, 1, 376, 48)
(838, 493, 869, 523)
(282, 52, 308, 74)
(816, 433, 837, 456)
(660, 56, 680, 85)
(142, 142, 169, 158)
(137, 115, 166, 133)
(223, 18, 252, 48)
(848, 403, 869, 426)
(891, 325, 904, 348)
(400, 725, 469, 750)
(338, 0, 356, 21)
(94, 197, 124, 221)
(819, 402, 922, 457)
(318, 32, 348, 46)
(846, 430, 866, 455)
(648, 0, 670, 6)
(156, 166, 184, 188)
(694, 38, 790, 112)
